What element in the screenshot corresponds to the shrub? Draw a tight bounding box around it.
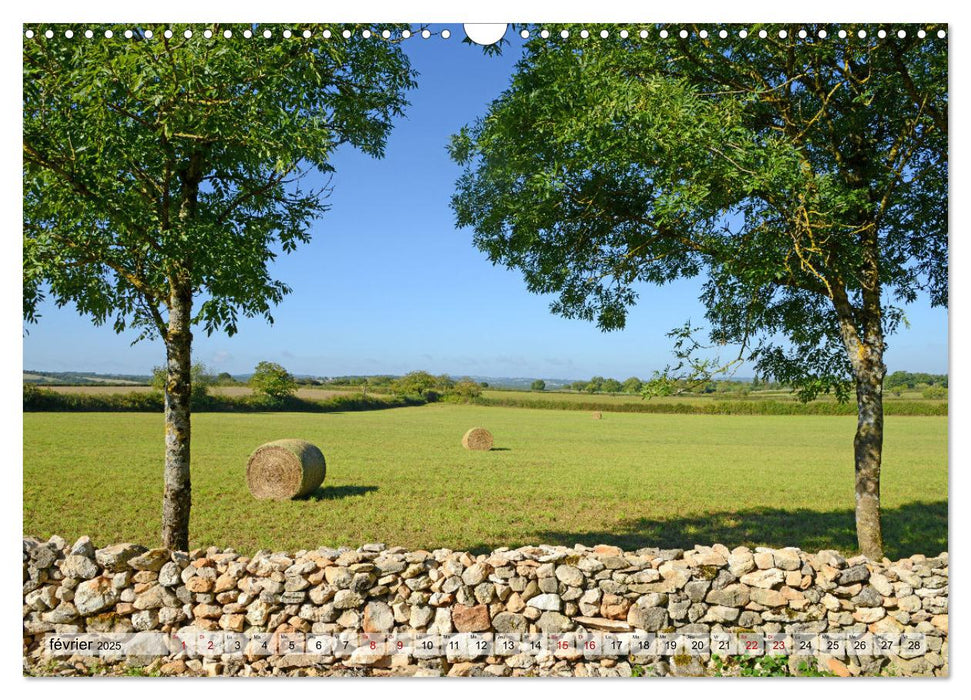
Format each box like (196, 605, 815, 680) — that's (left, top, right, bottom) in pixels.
(448, 379, 483, 403)
(390, 370, 437, 398)
(922, 385, 947, 400)
(249, 361, 297, 402)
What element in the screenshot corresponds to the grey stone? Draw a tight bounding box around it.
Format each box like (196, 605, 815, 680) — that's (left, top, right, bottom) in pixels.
(461, 563, 489, 586)
(70, 536, 96, 558)
(684, 580, 710, 603)
(536, 611, 573, 633)
(740, 569, 785, 589)
(128, 549, 170, 572)
(333, 590, 363, 610)
(627, 606, 667, 632)
(409, 605, 434, 629)
(158, 562, 182, 587)
(853, 586, 884, 607)
(837, 565, 870, 586)
(59, 555, 98, 580)
(526, 594, 562, 611)
(474, 582, 496, 604)
(43, 602, 79, 624)
(493, 611, 528, 634)
(363, 601, 395, 632)
(706, 583, 749, 607)
(74, 576, 119, 615)
(555, 565, 584, 587)
(95, 543, 147, 572)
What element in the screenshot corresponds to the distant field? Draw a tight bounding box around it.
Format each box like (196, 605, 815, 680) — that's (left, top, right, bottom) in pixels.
(38, 384, 943, 407)
(41, 385, 359, 400)
(23, 404, 947, 558)
(482, 389, 942, 405)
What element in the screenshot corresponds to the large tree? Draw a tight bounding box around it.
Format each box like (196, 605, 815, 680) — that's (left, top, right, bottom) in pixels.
(24, 24, 415, 550)
(450, 24, 947, 559)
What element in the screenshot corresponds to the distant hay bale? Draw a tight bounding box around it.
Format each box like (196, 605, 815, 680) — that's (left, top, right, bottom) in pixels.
(592, 411, 602, 420)
(462, 427, 494, 451)
(246, 439, 326, 500)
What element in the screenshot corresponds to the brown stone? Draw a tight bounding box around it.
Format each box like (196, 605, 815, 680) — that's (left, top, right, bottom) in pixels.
(749, 588, 786, 607)
(600, 593, 630, 620)
(826, 657, 851, 677)
(219, 614, 245, 632)
(193, 603, 222, 619)
(505, 592, 526, 613)
(160, 660, 188, 676)
(214, 574, 237, 593)
(593, 545, 623, 556)
(452, 604, 491, 632)
(186, 577, 214, 593)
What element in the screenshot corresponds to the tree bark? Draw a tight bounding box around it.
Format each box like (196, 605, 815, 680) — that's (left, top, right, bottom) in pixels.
(832, 283, 886, 561)
(161, 279, 193, 551)
(851, 348, 886, 561)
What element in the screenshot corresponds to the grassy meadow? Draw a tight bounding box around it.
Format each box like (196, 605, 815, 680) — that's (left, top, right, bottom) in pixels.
(23, 404, 947, 559)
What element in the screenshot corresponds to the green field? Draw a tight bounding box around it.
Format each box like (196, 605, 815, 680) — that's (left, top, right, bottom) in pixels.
(23, 404, 947, 559)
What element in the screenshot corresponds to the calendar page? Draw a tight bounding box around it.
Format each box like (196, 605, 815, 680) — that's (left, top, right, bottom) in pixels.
(20, 0, 950, 683)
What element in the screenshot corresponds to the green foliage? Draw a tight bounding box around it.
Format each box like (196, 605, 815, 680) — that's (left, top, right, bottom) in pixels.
(601, 378, 622, 393)
(24, 384, 163, 412)
(436, 374, 456, 391)
(248, 361, 297, 402)
(531, 379, 546, 391)
(448, 378, 484, 402)
(24, 23, 416, 341)
(151, 363, 213, 401)
(621, 377, 643, 394)
(391, 370, 438, 397)
(476, 393, 945, 416)
(921, 384, 947, 399)
(22, 383, 423, 413)
(887, 371, 948, 390)
(710, 654, 837, 677)
(450, 23, 947, 397)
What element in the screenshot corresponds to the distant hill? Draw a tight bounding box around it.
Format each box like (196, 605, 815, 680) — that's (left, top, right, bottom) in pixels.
(23, 370, 151, 386)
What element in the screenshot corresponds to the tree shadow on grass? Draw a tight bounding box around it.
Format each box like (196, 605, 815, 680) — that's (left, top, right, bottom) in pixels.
(533, 501, 947, 560)
(304, 485, 378, 501)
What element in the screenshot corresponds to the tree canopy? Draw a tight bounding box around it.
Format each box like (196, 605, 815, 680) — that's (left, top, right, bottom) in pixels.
(24, 24, 416, 340)
(450, 24, 946, 400)
(249, 361, 298, 402)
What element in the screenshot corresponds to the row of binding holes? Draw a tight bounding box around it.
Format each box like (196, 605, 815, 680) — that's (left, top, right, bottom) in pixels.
(25, 27, 945, 40)
(23, 28, 451, 39)
(518, 28, 946, 39)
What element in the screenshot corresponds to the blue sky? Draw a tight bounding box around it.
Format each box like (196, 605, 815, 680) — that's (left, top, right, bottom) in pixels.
(22, 26, 949, 380)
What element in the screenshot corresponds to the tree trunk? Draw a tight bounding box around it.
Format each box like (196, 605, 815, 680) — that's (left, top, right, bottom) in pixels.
(832, 277, 887, 561)
(161, 280, 193, 551)
(852, 353, 886, 561)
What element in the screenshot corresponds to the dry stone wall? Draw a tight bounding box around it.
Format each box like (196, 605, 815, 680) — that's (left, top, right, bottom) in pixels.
(23, 535, 948, 677)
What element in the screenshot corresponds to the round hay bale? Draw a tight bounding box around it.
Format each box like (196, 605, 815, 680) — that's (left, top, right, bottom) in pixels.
(592, 411, 602, 420)
(246, 439, 326, 500)
(462, 427, 494, 451)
